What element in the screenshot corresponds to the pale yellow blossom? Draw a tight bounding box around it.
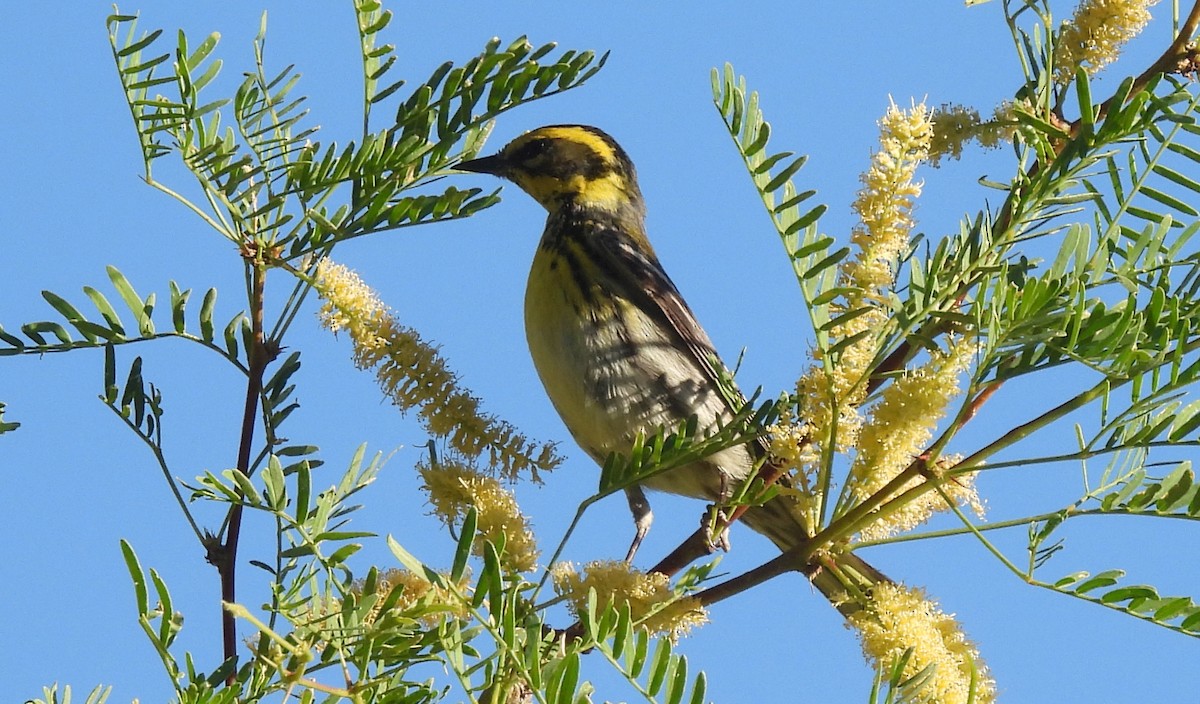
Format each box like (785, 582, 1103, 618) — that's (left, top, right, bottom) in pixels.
(766, 416, 821, 524)
(551, 560, 707, 641)
(927, 102, 1025, 166)
(843, 100, 932, 296)
(859, 455, 985, 543)
(359, 568, 468, 627)
(766, 416, 818, 474)
(929, 103, 981, 165)
(419, 458, 539, 572)
(848, 583, 995, 704)
(313, 259, 559, 481)
(797, 102, 932, 451)
(795, 307, 886, 450)
(850, 339, 982, 541)
(1055, 0, 1157, 83)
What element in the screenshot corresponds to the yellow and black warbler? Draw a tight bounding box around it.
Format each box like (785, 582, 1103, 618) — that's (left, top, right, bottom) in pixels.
(457, 125, 882, 605)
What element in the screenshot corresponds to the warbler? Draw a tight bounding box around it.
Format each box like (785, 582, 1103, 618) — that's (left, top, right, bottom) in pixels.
(457, 125, 882, 605)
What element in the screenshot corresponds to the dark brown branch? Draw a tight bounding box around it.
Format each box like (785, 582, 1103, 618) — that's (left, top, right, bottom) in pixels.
(648, 527, 718, 577)
(219, 256, 269, 677)
(693, 547, 804, 607)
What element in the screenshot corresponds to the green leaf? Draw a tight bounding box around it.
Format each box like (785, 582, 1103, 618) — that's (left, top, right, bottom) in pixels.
(1075, 67, 1095, 131)
(451, 505, 477, 582)
(1101, 585, 1158, 604)
(149, 568, 177, 645)
(387, 535, 428, 575)
(120, 539, 150, 615)
(0, 325, 26, 352)
(223, 315, 242, 359)
(763, 154, 807, 193)
(22, 321, 73, 346)
(168, 281, 190, 334)
(1142, 186, 1199, 216)
(1156, 462, 1194, 512)
(225, 468, 258, 502)
(313, 530, 376, 542)
(688, 672, 707, 704)
(199, 288, 217, 342)
(801, 245, 850, 281)
(1151, 163, 1200, 194)
(42, 290, 92, 333)
(786, 203, 827, 234)
(280, 544, 315, 558)
(1154, 597, 1196, 621)
(328, 543, 362, 565)
(646, 638, 672, 695)
(117, 28, 163, 58)
(1046, 567, 1200, 635)
(262, 456, 286, 510)
(103, 345, 119, 404)
(106, 266, 154, 336)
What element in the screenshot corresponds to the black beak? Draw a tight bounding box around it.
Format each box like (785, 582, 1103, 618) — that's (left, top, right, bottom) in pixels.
(456, 152, 508, 177)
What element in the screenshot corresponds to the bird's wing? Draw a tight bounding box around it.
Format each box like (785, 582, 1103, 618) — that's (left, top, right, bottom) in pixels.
(593, 225, 780, 471)
(591, 225, 745, 411)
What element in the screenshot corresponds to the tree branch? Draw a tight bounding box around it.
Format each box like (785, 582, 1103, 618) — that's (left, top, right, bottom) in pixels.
(218, 256, 269, 674)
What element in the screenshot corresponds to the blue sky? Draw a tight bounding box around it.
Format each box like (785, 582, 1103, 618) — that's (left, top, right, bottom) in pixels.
(2, 2, 1197, 702)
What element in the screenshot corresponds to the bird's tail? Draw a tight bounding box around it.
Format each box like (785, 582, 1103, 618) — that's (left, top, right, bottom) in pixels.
(740, 493, 887, 617)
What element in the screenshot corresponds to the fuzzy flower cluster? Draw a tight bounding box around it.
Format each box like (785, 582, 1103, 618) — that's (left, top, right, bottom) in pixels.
(849, 339, 983, 542)
(860, 453, 985, 543)
(313, 259, 559, 481)
(765, 415, 821, 523)
(287, 568, 468, 651)
(358, 568, 468, 627)
(766, 416, 818, 475)
(927, 103, 1017, 166)
(419, 457, 539, 572)
(848, 583, 995, 704)
(1055, 0, 1157, 83)
(795, 306, 887, 450)
(797, 102, 932, 451)
(551, 560, 708, 641)
(843, 100, 932, 294)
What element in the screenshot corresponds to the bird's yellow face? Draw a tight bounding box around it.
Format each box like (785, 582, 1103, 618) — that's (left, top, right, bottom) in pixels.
(457, 125, 645, 216)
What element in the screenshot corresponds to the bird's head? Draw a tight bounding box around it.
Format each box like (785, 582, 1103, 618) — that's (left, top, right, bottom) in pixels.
(457, 125, 645, 218)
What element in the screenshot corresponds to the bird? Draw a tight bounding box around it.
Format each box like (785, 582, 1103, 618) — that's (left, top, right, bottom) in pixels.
(456, 124, 883, 609)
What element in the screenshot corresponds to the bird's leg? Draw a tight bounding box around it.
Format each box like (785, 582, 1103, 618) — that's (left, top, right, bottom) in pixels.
(703, 472, 733, 552)
(701, 506, 733, 552)
(624, 485, 653, 563)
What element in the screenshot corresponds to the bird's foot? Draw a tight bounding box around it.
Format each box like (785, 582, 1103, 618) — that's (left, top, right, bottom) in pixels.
(701, 505, 732, 553)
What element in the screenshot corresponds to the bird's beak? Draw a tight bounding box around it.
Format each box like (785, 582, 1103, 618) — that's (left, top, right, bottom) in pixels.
(455, 152, 508, 177)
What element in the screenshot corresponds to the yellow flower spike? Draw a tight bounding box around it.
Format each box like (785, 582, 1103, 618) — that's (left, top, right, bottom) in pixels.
(551, 560, 707, 642)
(848, 583, 995, 704)
(797, 101, 932, 452)
(1055, 0, 1157, 84)
(359, 568, 469, 626)
(419, 457, 539, 573)
(313, 259, 558, 482)
(850, 338, 983, 541)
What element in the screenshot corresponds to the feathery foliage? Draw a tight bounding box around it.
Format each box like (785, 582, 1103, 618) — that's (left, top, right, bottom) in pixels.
(13, 1, 1200, 702)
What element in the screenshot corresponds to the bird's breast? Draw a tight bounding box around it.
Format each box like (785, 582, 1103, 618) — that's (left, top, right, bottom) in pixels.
(524, 242, 745, 500)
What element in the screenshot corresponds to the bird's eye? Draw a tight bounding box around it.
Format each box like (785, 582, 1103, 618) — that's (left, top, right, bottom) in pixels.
(514, 138, 551, 164)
